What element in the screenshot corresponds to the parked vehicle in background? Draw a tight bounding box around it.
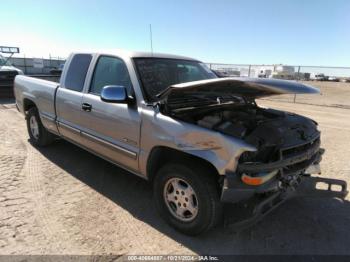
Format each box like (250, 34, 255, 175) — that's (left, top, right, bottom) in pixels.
(271, 65, 295, 80)
(258, 69, 272, 78)
(0, 54, 23, 98)
(50, 63, 65, 75)
(310, 73, 328, 81)
(340, 78, 350, 83)
(212, 69, 230, 78)
(14, 50, 347, 235)
(212, 69, 240, 78)
(0, 54, 23, 75)
(327, 76, 339, 82)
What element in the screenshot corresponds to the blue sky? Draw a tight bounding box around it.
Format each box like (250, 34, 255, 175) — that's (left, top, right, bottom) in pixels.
(1, 0, 349, 66)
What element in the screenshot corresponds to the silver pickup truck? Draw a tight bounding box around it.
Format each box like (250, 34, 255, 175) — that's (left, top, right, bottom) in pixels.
(14, 51, 346, 235)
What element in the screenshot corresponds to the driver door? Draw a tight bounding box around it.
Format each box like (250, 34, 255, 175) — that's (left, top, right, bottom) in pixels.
(80, 55, 141, 172)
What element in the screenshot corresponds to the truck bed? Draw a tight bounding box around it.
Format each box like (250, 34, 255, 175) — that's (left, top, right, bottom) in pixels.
(14, 75, 59, 124)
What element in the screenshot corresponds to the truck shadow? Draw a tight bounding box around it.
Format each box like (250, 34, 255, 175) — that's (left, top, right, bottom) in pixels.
(36, 139, 350, 255)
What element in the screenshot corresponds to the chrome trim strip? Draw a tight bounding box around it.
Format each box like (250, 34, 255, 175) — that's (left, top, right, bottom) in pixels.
(81, 131, 137, 159)
(40, 113, 55, 121)
(63, 136, 145, 180)
(57, 121, 81, 134)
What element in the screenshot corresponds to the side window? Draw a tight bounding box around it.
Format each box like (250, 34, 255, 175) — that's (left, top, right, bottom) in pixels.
(90, 56, 133, 95)
(64, 54, 92, 92)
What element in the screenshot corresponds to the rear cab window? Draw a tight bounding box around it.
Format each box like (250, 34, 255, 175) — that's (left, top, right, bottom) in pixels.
(64, 54, 92, 92)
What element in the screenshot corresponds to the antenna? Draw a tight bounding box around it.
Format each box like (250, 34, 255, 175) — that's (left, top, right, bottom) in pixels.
(149, 24, 153, 55)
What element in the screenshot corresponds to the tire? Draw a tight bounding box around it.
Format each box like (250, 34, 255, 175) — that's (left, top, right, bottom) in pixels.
(153, 161, 223, 235)
(26, 107, 55, 147)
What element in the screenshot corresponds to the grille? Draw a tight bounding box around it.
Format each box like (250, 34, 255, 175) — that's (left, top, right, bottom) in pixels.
(280, 136, 320, 175)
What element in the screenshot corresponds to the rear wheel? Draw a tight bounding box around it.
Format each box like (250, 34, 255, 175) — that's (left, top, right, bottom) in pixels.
(26, 107, 55, 147)
(153, 161, 223, 235)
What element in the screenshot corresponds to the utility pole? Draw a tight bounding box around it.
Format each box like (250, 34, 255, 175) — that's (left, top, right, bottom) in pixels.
(149, 24, 153, 55)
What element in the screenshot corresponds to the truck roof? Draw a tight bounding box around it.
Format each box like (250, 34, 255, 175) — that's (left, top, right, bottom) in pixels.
(70, 49, 199, 62)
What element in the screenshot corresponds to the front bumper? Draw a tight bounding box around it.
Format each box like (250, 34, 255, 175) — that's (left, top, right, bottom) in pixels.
(219, 134, 348, 228)
(221, 150, 323, 204)
(221, 171, 280, 203)
(221, 136, 324, 203)
(223, 176, 348, 230)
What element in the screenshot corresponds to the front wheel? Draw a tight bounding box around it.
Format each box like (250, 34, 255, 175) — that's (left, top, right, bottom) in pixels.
(26, 107, 55, 147)
(153, 162, 223, 235)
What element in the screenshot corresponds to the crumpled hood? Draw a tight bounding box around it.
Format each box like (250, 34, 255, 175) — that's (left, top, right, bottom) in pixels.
(158, 77, 320, 101)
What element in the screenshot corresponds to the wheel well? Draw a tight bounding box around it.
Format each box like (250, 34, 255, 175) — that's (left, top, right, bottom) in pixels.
(23, 98, 36, 112)
(147, 146, 221, 183)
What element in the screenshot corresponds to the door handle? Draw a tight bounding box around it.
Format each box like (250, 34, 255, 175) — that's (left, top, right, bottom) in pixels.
(82, 103, 92, 112)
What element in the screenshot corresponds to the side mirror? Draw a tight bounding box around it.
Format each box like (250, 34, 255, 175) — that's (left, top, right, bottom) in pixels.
(101, 85, 132, 103)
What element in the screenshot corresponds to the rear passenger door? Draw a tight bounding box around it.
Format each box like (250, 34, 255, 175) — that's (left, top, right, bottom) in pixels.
(80, 55, 141, 172)
(56, 54, 92, 144)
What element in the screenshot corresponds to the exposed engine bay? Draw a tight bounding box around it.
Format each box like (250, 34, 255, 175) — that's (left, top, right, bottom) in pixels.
(167, 102, 322, 179)
(174, 104, 318, 155)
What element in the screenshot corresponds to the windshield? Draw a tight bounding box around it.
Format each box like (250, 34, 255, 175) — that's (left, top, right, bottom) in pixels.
(134, 58, 217, 102)
(0, 55, 11, 66)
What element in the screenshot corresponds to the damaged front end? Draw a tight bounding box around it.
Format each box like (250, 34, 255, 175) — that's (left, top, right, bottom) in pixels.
(221, 127, 323, 203)
(158, 77, 348, 227)
(178, 104, 326, 204)
(225, 108, 324, 201)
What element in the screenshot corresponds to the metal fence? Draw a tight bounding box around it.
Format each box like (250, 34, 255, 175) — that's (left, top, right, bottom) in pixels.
(7, 55, 66, 75)
(206, 63, 350, 108)
(207, 63, 350, 81)
(4, 54, 350, 80)
(2, 55, 350, 107)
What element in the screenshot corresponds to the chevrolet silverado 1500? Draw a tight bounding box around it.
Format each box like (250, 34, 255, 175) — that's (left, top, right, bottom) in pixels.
(14, 51, 347, 235)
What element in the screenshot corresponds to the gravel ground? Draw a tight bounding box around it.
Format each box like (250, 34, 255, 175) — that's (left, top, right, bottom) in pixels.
(265, 81, 350, 109)
(0, 99, 350, 255)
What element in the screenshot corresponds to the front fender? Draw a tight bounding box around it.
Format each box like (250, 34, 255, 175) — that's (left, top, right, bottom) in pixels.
(139, 108, 256, 176)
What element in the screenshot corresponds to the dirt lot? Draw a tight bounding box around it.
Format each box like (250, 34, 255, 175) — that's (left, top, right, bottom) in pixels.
(1, 98, 350, 255)
(265, 81, 350, 109)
